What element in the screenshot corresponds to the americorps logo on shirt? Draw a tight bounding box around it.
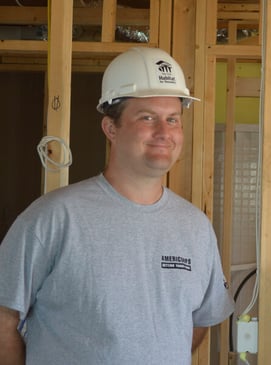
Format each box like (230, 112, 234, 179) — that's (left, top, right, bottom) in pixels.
(161, 255, 192, 271)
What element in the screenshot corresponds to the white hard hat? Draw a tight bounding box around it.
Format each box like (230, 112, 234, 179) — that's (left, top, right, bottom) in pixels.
(97, 46, 199, 113)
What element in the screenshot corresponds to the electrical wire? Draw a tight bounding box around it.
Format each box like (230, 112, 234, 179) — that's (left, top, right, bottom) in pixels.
(229, 269, 256, 351)
(15, 0, 24, 6)
(37, 136, 73, 172)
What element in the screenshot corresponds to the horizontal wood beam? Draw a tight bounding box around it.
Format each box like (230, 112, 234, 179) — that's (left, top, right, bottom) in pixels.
(0, 40, 47, 54)
(217, 11, 259, 20)
(218, 4, 259, 12)
(0, 6, 149, 26)
(207, 44, 261, 58)
(0, 40, 157, 57)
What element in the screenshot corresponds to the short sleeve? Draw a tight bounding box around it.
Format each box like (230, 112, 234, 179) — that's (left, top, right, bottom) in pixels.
(192, 227, 235, 327)
(0, 212, 55, 319)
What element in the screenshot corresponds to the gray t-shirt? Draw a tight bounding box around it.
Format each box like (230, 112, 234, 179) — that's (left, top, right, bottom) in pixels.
(0, 174, 234, 365)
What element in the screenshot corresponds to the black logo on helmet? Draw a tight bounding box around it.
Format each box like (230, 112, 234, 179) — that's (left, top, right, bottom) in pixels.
(156, 60, 176, 84)
(156, 60, 172, 73)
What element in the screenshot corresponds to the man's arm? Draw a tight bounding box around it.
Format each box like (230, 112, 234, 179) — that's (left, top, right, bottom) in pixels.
(0, 306, 25, 365)
(192, 327, 208, 352)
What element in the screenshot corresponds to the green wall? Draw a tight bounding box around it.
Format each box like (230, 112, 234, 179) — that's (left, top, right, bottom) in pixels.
(215, 62, 261, 124)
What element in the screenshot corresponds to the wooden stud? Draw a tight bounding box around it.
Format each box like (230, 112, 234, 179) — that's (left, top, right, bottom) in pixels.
(72, 41, 157, 56)
(228, 21, 238, 44)
(101, 0, 117, 42)
(0, 6, 47, 24)
(219, 57, 236, 365)
(158, 0, 172, 52)
(45, 0, 73, 192)
(0, 40, 47, 54)
(217, 11, 259, 20)
(169, 0, 196, 202)
(200, 56, 216, 365)
(258, 0, 262, 46)
(192, 1, 215, 363)
(193, 0, 208, 209)
(202, 55, 216, 221)
(0, 6, 150, 27)
(205, 0, 217, 44)
(258, 1, 271, 363)
(218, 4, 259, 12)
(207, 44, 261, 58)
(149, 0, 160, 45)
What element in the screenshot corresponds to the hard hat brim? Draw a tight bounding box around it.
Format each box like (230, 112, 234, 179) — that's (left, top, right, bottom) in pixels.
(97, 93, 200, 113)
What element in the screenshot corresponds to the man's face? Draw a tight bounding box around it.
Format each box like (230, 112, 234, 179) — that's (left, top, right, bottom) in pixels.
(105, 97, 184, 178)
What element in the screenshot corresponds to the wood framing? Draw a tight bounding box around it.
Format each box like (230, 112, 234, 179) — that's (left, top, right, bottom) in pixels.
(193, 1, 217, 364)
(169, 0, 197, 202)
(258, 1, 271, 363)
(149, 0, 160, 45)
(158, 0, 172, 52)
(195, 2, 263, 365)
(219, 57, 235, 365)
(101, 0, 116, 42)
(194, 1, 261, 364)
(0, 6, 150, 26)
(1, 1, 269, 364)
(45, 0, 73, 192)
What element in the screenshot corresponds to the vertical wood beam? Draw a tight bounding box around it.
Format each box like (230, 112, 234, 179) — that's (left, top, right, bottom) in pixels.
(158, 0, 172, 187)
(101, 0, 117, 42)
(193, 0, 207, 208)
(202, 55, 216, 221)
(169, 0, 196, 202)
(193, 1, 209, 364)
(218, 14, 237, 365)
(258, 0, 271, 363)
(201, 0, 217, 217)
(158, 0, 172, 52)
(258, 0, 262, 46)
(219, 57, 235, 365)
(149, 0, 160, 45)
(194, 1, 222, 364)
(45, 0, 73, 192)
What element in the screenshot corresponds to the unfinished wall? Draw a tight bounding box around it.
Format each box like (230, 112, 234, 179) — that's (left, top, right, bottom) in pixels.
(0, 72, 44, 241)
(70, 72, 105, 184)
(0, 71, 106, 241)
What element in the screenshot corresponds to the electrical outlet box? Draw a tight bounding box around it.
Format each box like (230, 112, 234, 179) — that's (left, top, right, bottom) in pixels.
(237, 318, 258, 354)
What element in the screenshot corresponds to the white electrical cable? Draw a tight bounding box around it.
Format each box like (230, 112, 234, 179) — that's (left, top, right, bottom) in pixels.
(240, 357, 250, 365)
(37, 136, 73, 172)
(15, 0, 24, 6)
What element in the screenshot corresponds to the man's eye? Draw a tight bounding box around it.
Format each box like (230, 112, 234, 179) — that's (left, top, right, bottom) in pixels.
(167, 118, 178, 124)
(142, 115, 154, 121)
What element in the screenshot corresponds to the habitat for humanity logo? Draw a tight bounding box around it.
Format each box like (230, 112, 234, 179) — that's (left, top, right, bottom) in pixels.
(156, 60, 176, 84)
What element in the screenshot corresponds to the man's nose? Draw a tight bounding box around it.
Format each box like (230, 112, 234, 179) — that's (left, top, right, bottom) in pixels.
(153, 119, 170, 136)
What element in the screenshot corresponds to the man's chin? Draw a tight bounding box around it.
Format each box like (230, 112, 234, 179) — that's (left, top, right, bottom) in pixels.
(145, 159, 174, 175)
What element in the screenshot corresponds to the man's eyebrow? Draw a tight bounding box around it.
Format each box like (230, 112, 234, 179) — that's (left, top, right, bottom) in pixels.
(135, 109, 182, 115)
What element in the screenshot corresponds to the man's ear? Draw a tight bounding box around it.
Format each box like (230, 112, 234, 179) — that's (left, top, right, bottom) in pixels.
(101, 116, 116, 142)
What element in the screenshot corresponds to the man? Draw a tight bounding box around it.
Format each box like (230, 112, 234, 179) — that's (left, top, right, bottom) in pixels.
(0, 47, 234, 365)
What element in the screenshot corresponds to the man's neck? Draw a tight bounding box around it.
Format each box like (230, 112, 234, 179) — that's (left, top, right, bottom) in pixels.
(103, 168, 164, 205)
